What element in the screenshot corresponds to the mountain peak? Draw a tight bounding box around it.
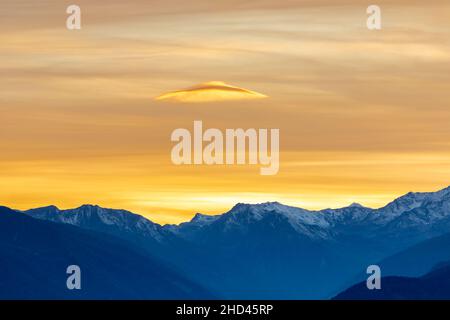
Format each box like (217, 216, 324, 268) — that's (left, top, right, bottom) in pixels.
(373, 185, 450, 223)
(230, 201, 286, 211)
(190, 213, 220, 225)
(439, 185, 450, 192)
(25, 204, 165, 242)
(262, 201, 283, 206)
(192, 212, 205, 220)
(25, 205, 59, 211)
(348, 202, 365, 208)
(224, 201, 331, 236)
(191, 212, 210, 222)
(434, 185, 450, 197)
(401, 185, 450, 199)
(77, 204, 100, 210)
(39, 205, 59, 210)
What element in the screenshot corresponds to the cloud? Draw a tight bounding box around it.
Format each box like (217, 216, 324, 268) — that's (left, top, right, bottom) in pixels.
(155, 81, 268, 103)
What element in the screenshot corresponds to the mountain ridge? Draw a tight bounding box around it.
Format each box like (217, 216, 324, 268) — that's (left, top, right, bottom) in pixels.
(3, 185, 450, 299)
(11, 185, 450, 229)
(0, 206, 214, 299)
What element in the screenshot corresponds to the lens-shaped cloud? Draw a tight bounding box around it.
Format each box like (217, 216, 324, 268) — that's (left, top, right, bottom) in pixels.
(155, 81, 268, 103)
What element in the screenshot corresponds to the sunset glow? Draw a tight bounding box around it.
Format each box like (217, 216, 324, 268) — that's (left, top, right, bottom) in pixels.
(1, 0, 450, 224)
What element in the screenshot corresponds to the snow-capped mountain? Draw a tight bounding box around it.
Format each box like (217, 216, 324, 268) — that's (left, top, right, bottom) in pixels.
(363, 186, 450, 245)
(166, 186, 450, 244)
(167, 202, 334, 241)
(4, 185, 450, 299)
(20, 186, 450, 250)
(25, 204, 167, 244)
(372, 186, 450, 223)
(0, 206, 214, 299)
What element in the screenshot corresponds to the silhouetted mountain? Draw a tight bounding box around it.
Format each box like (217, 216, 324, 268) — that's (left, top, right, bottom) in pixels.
(163, 187, 450, 298)
(334, 262, 450, 300)
(24, 204, 208, 292)
(0, 206, 213, 299)
(164, 202, 381, 299)
(333, 232, 450, 296)
(377, 232, 450, 278)
(167, 186, 450, 247)
(7, 185, 450, 299)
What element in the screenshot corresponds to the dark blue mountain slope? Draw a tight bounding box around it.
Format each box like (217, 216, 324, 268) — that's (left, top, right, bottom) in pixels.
(334, 261, 450, 300)
(0, 206, 214, 299)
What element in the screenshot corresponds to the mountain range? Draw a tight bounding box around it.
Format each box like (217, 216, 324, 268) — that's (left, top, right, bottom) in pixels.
(2, 185, 450, 299)
(0, 206, 213, 299)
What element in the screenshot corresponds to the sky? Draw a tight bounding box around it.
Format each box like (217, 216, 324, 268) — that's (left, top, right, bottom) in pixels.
(1, 0, 450, 224)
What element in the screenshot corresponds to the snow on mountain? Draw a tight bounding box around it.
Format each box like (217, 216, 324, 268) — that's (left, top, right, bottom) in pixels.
(320, 204, 372, 226)
(190, 212, 221, 225)
(25, 204, 165, 242)
(175, 201, 371, 234)
(4, 185, 450, 299)
(371, 186, 450, 225)
(163, 186, 450, 243)
(167, 201, 369, 240)
(214, 202, 333, 239)
(163, 212, 221, 236)
(0, 206, 214, 299)
(17, 185, 450, 244)
(229, 202, 328, 226)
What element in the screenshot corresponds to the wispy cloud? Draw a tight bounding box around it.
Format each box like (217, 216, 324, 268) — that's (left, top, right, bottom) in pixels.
(1, 0, 450, 223)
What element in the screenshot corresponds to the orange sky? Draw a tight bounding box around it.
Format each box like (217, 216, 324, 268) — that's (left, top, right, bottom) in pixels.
(1, 0, 450, 224)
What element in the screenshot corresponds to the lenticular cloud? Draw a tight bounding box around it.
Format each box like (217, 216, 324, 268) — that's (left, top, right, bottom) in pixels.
(155, 81, 268, 103)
